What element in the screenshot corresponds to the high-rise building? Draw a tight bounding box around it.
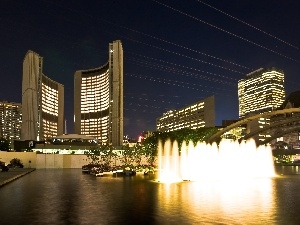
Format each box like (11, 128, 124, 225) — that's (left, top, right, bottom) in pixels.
(0, 101, 22, 143)
(74, 40, 123, 146)
(22, 50, 64, 141)
(156, 96, 215, 132)
(238, 68, 285, 142)
(238, 68, 285, 118)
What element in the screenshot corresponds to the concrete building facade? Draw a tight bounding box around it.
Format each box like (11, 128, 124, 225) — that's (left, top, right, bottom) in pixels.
(156, 96, 215, 132)
(74, 40, 123, 146)
(21, 50, 64, 141)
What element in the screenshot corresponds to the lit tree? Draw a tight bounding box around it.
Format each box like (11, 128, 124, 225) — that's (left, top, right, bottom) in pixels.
(84, 144, 118, 170)
(120, 145, 136, 169)
(142, 127, 221, 152)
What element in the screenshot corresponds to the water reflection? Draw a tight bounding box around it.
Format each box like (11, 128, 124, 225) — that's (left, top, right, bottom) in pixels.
(1, 168, 300, 224)
(276, 165, 300, 175)
(157, 178, 275, 224)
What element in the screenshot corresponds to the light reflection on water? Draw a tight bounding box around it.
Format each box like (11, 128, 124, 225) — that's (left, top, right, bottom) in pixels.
(157, 178, 275, 224)
(0, 168, 300, 224)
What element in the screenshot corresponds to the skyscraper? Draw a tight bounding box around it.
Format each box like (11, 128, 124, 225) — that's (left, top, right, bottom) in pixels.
(22, 50, 64, 141)
(0, 101, 22, 143)
(74, 40, 123, 146)
(238, 68, 285, 118)
(238, 68, 285, 142)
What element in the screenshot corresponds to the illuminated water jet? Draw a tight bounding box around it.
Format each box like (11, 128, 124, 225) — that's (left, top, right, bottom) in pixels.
(158, 139, 275, 183)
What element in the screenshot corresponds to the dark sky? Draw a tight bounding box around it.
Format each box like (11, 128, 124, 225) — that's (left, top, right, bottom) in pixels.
(0, 0, 299, 139)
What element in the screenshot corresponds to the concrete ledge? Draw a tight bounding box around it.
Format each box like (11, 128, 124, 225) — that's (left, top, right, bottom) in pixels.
(0, 168, 36, 187)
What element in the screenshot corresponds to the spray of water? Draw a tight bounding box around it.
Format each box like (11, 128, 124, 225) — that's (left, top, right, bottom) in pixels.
(158, 139, 275, 183)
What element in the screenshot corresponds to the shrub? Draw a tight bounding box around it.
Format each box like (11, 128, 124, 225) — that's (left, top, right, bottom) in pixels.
(9, 158, 24, 168)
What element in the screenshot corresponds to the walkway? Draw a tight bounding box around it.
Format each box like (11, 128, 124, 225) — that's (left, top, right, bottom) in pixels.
(0, 168, 36, 187)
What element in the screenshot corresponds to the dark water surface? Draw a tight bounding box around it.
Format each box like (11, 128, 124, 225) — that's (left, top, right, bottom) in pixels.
(0, 166, 300, 225)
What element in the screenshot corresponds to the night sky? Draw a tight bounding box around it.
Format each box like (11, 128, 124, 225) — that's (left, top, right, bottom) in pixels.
(1, 0, 299, 140)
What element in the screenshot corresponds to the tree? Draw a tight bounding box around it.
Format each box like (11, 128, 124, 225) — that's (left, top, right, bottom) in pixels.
(120, 145, 136, 169)
(9, 158, 24, 168)
(84, 146, 100, 164)
(132, 144, 144, 167)
(143, 137, 158, 167)
(142, 127, 221, 152)
(84, 144, 118, 170)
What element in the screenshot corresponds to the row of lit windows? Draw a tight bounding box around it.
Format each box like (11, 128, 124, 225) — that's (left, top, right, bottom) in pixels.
(80, 117, 109, 140)
(42, 119, 58, 138)
(0, 123, 21, 127)
(158, 119, 205, 128)
(81, 90, 109, 97)
(80, 100, 109, 108)
(0, 116, 21, 121)
(158, 123, 205, 132)
(81, 97, 109, 113)
(81, 95, 109, 102)
(159, 112, 205, 123)
(160, 120, 205, 130)
(157, 102, 207, 131)
(1, 111, 20, 115)
(81, 82, 109, 89)
(0, 103, 22, 140)
(160, 103, 204, 121)
(81, 72, 110, 113)
(81, 72, 109, 87)
(0, 108, 19, 111)
(238, 70, 285, 117)
(82, 72, 109, 82)
(81, 131, 108, 142)
(42, 84, 59, 116)
(81, 78, 109, 89)
(0, 131, 21, 137)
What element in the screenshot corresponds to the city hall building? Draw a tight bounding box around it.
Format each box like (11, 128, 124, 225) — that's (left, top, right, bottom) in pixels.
(22, 50, 64, 141)
(74, 40, 123, 146)
(156, 96, 215, 132)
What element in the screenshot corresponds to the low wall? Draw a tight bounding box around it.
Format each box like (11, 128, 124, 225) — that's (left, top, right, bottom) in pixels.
(0, 151, 36, 168)
(0, 152, 155, 169)
(37, 154, 97, 168)
(0, 152, 92, 169)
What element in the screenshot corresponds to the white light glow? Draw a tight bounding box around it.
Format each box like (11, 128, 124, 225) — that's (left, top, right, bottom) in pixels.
(158, 139, 276, 183)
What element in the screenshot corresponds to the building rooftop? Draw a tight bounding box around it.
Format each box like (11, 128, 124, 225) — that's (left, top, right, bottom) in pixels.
(53, 134, 97, 140)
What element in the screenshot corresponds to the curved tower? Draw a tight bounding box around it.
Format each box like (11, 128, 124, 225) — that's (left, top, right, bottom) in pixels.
(74, 40, 123, 146)
(22, 50, 64, 141)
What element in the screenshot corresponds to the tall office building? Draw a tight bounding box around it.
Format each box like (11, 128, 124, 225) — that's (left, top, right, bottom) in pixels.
(238, 68, 285, 142)
(22, 50, 64, 141)
(156, 96, 215, 132)
(238, 68, 285, 118)
(74, 40, 123, 146)
(0, 101, 22, 143)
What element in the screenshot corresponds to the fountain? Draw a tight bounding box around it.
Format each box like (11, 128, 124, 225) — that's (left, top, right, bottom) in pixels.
(158, 138, 276, 183)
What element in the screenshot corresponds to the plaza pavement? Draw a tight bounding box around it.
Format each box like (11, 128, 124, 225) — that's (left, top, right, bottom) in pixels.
(0, 168, 36, 187)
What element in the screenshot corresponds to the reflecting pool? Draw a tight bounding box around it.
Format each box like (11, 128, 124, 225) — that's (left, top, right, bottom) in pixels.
(0, 167, 300, 224)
